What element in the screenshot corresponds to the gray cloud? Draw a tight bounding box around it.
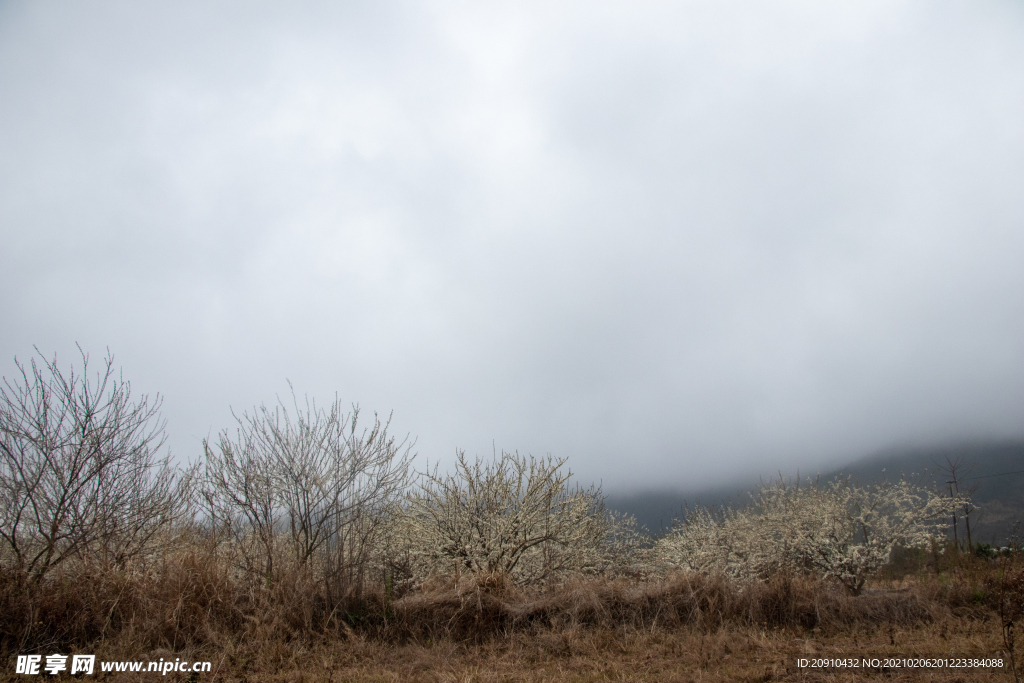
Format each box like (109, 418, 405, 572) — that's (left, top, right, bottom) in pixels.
(2, 1, 1022, 492)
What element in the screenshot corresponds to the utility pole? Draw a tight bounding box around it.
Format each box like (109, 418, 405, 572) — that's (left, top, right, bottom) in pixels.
(939, 456, 978, 554)
(947, 481, 959, 551)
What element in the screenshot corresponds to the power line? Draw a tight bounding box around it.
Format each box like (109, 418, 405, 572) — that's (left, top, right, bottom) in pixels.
(966, 469, 1024, 481)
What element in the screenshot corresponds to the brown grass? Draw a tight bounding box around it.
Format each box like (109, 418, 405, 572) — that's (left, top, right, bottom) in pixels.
(1, 542, 1021, 682)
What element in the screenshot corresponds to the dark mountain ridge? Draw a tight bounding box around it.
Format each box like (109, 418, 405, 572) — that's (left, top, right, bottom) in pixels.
(605, 440, 1024, 545)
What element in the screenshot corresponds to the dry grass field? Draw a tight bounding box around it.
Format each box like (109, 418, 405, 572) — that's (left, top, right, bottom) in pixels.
(2, 542, 1020, 682)
(6, 354, 1020, 680)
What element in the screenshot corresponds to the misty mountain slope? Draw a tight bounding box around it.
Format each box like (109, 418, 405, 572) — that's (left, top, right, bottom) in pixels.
(605, 440, 1024, 545)
(824, 440, 1024, 546)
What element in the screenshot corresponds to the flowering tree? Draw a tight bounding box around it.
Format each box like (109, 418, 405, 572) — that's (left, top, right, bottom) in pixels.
(401, 450, 622, 585)
(654, 476, 962, 594)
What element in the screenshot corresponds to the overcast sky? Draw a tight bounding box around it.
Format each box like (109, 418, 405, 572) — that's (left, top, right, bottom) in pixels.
(1, 1, 1022, 493)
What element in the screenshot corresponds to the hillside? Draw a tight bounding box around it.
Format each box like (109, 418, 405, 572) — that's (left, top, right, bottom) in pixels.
(606, 440, 1024, 545)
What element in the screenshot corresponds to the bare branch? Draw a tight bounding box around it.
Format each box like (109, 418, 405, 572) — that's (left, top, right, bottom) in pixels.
(0, 347, 190, 583)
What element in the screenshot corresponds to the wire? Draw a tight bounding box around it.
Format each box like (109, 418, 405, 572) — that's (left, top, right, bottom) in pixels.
(966, 469, 1024, 481)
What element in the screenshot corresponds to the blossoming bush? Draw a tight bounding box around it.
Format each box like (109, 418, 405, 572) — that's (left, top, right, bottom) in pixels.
(394, 450, 644, 586)
(654, 477, 962, 594)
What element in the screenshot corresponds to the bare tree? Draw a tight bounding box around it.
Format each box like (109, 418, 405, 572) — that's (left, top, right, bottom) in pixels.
(0, 347, 189, 584)
(202, 390, 414, 593)
(403, 450, 613, 585)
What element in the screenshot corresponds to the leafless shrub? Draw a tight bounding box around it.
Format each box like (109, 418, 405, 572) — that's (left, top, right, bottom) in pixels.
(0, 347, 190, 585)
(994, 540, 1023, 682)
(201, 390, 414, 599)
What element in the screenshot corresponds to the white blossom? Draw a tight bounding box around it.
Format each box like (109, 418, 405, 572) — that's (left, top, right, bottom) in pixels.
(654, 476, 963, 594)
(395, 450, 639, 585)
